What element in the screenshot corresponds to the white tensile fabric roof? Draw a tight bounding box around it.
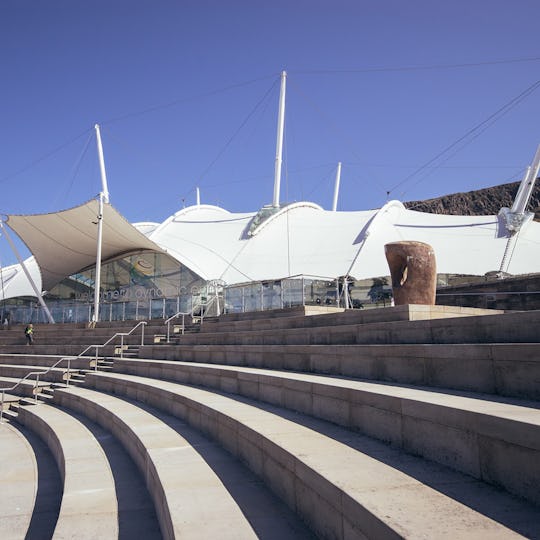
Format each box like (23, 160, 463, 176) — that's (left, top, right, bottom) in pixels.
(0, 257, 42, 300)
(148, 200, 540, 283)
(5, 199, 165, 292)
(2, 198, 540, 301)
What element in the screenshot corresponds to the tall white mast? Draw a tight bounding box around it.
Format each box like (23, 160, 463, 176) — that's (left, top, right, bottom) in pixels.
(332, 162, 342, 212)
(95, 124, 110, 203)
(92, 124, 109, 323)
(272, 71, 287, 208)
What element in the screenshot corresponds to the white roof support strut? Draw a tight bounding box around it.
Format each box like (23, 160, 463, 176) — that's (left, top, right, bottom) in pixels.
(95, 124, 110, 203)
(272, 70, 287, 208)
(332, 162, 342, 212)
(0, 221, 55, 324)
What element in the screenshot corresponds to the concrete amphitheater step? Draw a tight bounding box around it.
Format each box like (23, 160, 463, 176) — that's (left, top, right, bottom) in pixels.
(0, 376, 51, 398)
(51, 385, 313, 539)
(0, 364, 75, 384)
(137, 341, 540, 400)
(200, 304, 502, 333)
(0, 420, 62, 540)
(110, 359, 540, 506)
(0, 353, 94, 370)
(15, 402, 120, 539)
(74, 371, 540, 539)
(174, 309, 540, 346)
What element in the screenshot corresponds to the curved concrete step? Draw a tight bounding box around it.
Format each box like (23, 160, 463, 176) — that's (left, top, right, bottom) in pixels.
(0, 422, 38, 539)
(137, 342, 540, 400)
(0, 376, 50, 398)
(111, 358, 540, 505)
(16, 403, 119, 539)
(77, 371, 540, 539)
(0, 354, 93, 370)
(0, 365, 74, 384)
(51, 386, 312, 539)
(176, 310, 540, 346)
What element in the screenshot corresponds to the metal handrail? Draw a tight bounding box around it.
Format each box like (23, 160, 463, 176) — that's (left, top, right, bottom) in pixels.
(0, 320, 147, 422)
(165, 311, 189, 343)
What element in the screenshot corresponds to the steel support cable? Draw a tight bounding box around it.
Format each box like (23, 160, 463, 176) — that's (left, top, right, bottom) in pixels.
(0, 127, 92, 186)
(101, 73, 278, 126)
(50, 130, 95, 211)
(292, 55, 540, 76)
(388, 78, 540, 198)
(181, 77, 280, 201)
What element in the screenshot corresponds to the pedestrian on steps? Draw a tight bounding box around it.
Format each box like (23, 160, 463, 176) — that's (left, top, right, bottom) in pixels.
(24, 323, 34, 345)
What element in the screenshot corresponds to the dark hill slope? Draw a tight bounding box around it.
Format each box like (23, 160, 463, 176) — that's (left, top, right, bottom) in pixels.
(404, 181, 540, 221)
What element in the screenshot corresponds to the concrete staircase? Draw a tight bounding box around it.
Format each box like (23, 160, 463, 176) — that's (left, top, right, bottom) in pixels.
(1, 305, 539, 539)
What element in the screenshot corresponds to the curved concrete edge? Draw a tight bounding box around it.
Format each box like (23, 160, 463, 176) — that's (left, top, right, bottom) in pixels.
(16, 404, 119, 539)
(51, 387, 260, 540)
(82, 371, 535, 539)
(113, 358, 540, 506)
(0, 422, 37, 539)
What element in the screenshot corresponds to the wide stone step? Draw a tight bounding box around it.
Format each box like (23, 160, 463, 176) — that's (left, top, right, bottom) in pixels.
(52, 385, 312, 539)
(113, 358, 540, 506)
(0, 364, 75, 384)
(137, 342, 540, 400)
(0, 353, 93, 370)
(175, 310, 540, 346)
(0, 422, 38, 538)
(0, 420, 62, 540)
(79, 371, 540, 538)
(203, 305, 501, 334)
(0, 376, 51, 398)
(15, 403, 119, 539)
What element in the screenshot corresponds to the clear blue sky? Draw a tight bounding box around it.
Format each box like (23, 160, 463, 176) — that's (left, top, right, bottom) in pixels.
(1, 0, 539, 265)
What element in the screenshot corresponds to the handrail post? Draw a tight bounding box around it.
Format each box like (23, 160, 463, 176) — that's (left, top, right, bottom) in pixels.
(141, 322, 145, 346)
(167, 320, 171, 343)
(66, 357, 71, 387)
(95, 346, 99, 371)
(0, 390, 5, 422)
(182, 314, 185, 335)
(35, 374, 39, 404)
(120, 335, 124, 358)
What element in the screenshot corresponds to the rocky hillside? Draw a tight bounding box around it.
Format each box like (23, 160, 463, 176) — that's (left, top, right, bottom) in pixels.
(404, 181, 540, 221)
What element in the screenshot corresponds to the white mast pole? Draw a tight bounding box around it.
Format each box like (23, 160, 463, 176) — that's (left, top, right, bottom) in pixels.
(0, 221, 55, 324)
(272, 70, 287, 208)
(332, 162, 342, 212)
(92, 124, 109, 324)
(92, 193, 104, 324)
(95, 124, 110, 203)
(196, 187, 201, 206)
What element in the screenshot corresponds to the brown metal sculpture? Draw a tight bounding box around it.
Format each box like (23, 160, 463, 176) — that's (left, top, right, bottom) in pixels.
(384, 241, 436, 305)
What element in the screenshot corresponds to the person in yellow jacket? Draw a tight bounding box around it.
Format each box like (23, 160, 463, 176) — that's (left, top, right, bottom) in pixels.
(24, 323, 34, 345)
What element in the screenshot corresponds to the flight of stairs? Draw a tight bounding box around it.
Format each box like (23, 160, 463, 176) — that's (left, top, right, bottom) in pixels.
(1, 305, 539, 539)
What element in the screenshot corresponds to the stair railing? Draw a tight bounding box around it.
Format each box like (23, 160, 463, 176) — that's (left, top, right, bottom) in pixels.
(0, 320, 147, 422)
(165, 311, 188, 343)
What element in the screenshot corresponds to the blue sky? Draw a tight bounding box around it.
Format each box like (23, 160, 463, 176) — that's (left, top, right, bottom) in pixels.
(1, 1, 539, 264)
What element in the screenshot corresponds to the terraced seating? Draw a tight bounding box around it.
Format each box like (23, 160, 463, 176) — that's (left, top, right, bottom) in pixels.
(15, 402, 119, 539)
(1, 304, 539, 538)
(77, 370, 540, 538)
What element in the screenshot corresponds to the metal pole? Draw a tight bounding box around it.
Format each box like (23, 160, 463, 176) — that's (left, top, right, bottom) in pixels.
(95, 124, 110, 203)
(0, 221, 55, 323)
(332, 162, 342, 212)
(93, 193, 104, 324)
(272, 70, 287, 208)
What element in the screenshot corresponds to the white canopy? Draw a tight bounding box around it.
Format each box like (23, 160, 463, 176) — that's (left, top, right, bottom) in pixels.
(148, 200, 540, 284)
(5, 199, 165, 291)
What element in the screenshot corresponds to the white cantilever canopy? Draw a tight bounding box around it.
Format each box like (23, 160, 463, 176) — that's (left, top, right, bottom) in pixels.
(5, 199, 165, 292)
